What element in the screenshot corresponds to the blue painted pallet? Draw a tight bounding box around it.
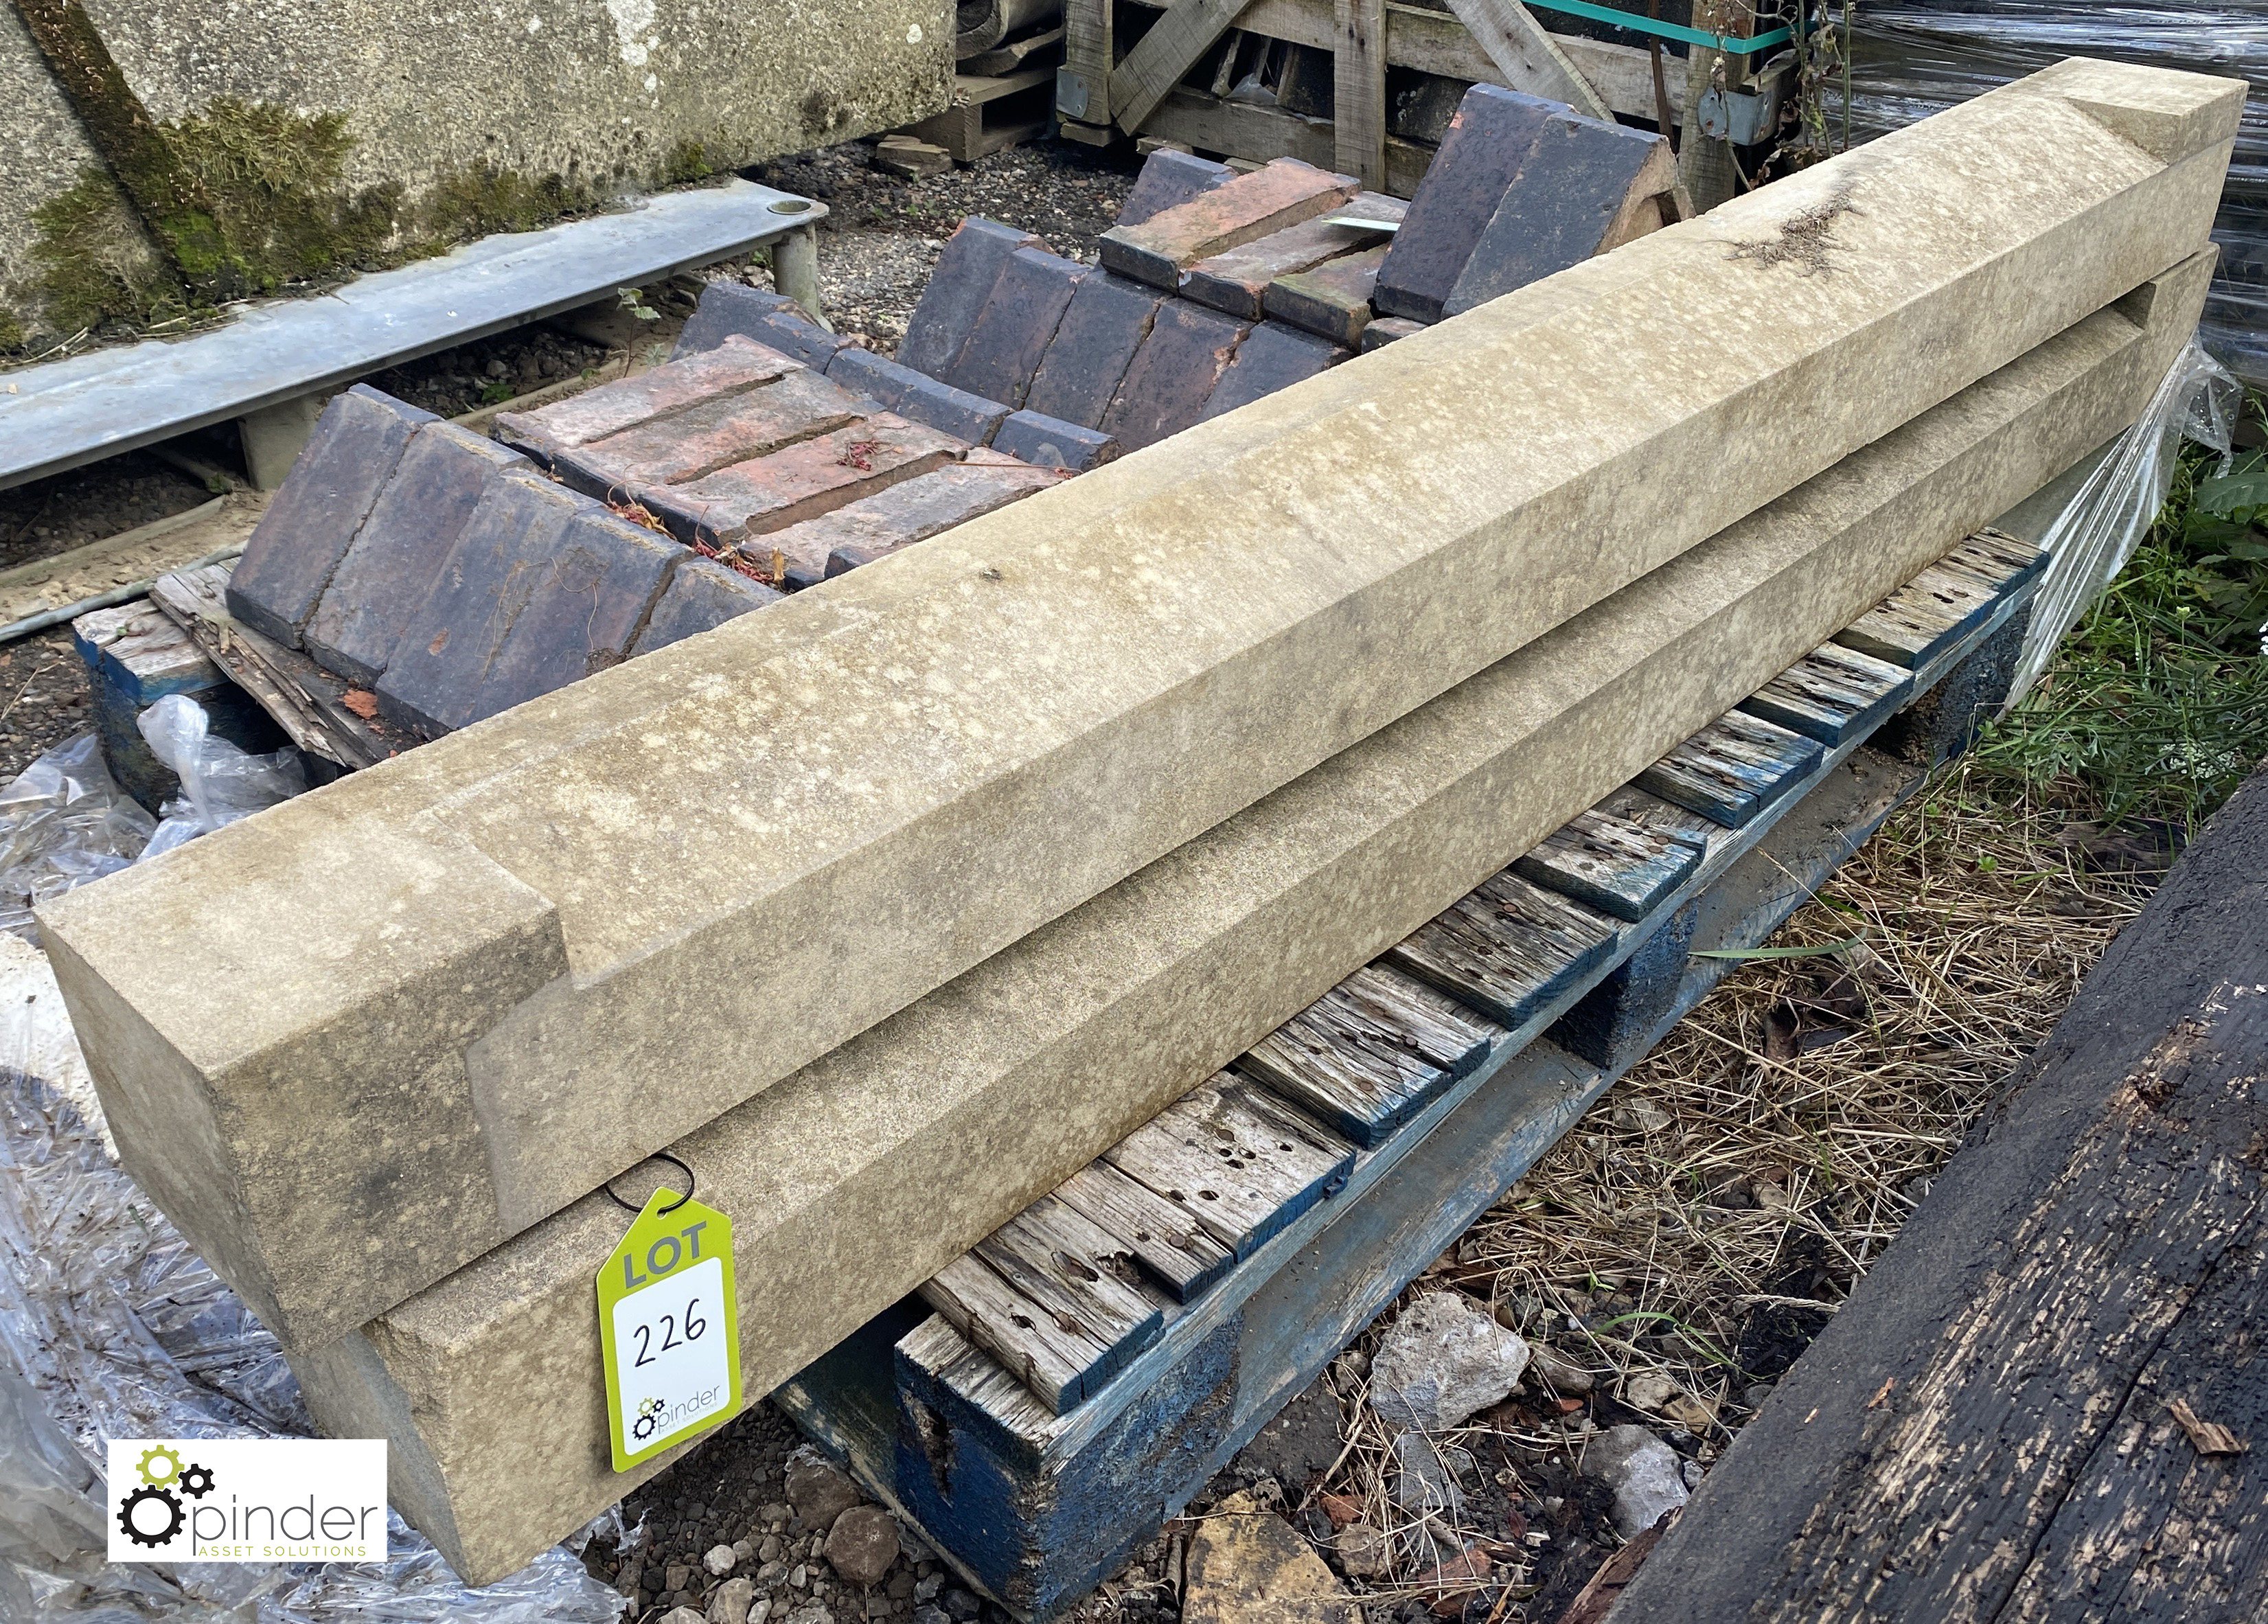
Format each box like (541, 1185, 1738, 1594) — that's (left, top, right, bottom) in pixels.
(1635, 709, 1826, 827)
(1510, 805, 1707, 922)
(1737, 641, 1914, 746)
(775, 532, 2048, 1619)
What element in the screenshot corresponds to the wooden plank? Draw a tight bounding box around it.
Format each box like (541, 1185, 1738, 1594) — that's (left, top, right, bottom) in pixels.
(918, 1251, 1110, 1415)
(1511, 803, 1707, 922)
(1102, 1074, 1355, 1261)
(1737, 641, 1915, 746)
(1835, 562, 2002, 670)
(148, 564, 393, 770)
(1610, 767, 2268, 1623)
(1934, 525, 2047, 595)
(962, 25, 1064, 76)
(1636, 709, 1826, 828)
(1238, 963, 1498, 1146)
(1384, 867, 1620, 1029)
(1441, 0, 1612, 119)
(1141, 87, 1436, 197)
(1053, 1162, 1235, 1303)
(1059, 0, 1113, 127)
(975, 1198, 1166, 1378)
(1112, 0, 1257, 135)
(1333, 0, 1388, 190)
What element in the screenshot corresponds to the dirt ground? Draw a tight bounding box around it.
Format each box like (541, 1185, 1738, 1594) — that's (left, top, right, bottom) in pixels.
(0, 130, 2174, 1624)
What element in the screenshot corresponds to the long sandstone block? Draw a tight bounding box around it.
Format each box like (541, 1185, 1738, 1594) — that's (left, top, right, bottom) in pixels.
(291, 252, 2216, 1585)
(1099, 158, 1362, 289)
(41, 63, 2243, 1356)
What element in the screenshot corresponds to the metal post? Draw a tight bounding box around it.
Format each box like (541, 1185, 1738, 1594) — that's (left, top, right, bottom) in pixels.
(773, 225, 828, 331)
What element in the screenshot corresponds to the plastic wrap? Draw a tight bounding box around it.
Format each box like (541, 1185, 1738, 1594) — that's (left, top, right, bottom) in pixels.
(133, 697, 304, 862)
(0, 1005, 626, 1621)
(0, 736, 157, 944)
(1846, 3, 2268, 382)
(2008, 336, 2241, 704)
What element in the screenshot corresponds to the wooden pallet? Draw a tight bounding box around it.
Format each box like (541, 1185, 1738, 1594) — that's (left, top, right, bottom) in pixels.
(777, 528, 2048, 1620)
(907, 67, 1059, 162)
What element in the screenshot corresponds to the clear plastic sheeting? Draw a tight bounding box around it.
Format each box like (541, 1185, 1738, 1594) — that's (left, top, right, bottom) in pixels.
(134, 696, 304, 862)
(1846, 3, 2268, 383)
(0, 1016, 626, 1620)
(2008, 337, 2241, 705)
(0, 736, 156, 945)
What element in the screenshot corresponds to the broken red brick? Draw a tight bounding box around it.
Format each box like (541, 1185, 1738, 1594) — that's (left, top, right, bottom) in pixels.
(1099, 158, 1362, 289)
(494, 335, 801, 463)
(1265, 245, 1391, 347)
(639, 415, 965, 547)
(1181, 195, 1402, 321)
(553, 367, 869, 496)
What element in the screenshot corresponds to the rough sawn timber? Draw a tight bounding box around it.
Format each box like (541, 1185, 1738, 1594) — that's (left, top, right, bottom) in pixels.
(1610, 763, 2268, 1624)
(38, 62, 2244, 1366)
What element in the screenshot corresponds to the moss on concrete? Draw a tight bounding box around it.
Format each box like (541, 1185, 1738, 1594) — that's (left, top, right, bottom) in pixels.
(0, 306, 23, 354)
(20, 168, 184, 335)
(661, 139, 713, 186)
(415, 164, 599, 244)
(164, 98, 402, 291)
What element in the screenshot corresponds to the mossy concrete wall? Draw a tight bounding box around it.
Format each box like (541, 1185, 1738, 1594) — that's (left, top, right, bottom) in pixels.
(2, 0, 951, 351)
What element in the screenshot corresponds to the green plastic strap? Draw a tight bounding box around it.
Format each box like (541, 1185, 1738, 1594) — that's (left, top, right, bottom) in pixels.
(1520, 0, 1797, 54)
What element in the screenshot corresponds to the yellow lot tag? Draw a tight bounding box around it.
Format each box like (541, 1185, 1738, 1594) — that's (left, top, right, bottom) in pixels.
(597, 1187, 741, 1471)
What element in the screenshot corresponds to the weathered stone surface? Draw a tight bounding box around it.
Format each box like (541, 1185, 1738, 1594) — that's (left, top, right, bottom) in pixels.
(225, 387, 431, 647)
(49, 71, 2232, 1376)
(1182, 1512, 1363, 1624)
(553, 369, 869, 498)
(1263, 247, 1390, 347)
(1099, 159, 1362, 289)
(284, 252, 2216, 1583)
(896, 218, 1041, 379)
(1201, 323, 1346, 422)
(1116, 148, 1234, 229)
(1099, 300, 1248, 450)
(1024, 273, 1169, 431)
(672, 283, 849, 369)
(637, 415, 963, 546)
(303, 423, 526, 685)
(992, 410, 1120, 471)
(1, 1, 951, 352)
(764, 460, 1064, 582)
(1181, 196, 1402, 321)
(1374, 85, 1561, 323)
(1358, 315, 1425, 352)
(497, 337, 802, 464)
(1369, 1290, 1531, 1431)
(940, 247, 1086, 408)
(1443, 115, 1675, 317)
(629, 558, 783, 656)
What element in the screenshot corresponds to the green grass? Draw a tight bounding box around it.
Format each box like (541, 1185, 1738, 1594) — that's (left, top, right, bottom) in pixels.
(1971, 433, 2268, 832)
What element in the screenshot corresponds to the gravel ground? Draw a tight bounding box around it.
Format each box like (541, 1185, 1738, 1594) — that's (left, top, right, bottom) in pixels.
(0, 628, 93, 785)
(0, 451, 218, 575)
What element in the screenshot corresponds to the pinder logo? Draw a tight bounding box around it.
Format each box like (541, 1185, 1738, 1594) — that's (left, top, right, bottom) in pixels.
(106, 1439, 387, 1564)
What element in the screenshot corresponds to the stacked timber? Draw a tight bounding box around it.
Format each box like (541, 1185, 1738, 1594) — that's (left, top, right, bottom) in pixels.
(34, 60, 2245, 1588)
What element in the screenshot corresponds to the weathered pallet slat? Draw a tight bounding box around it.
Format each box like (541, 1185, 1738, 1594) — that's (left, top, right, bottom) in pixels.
(1052, 1162, 1235, 1303)
(1835, 560, 2006, 670)
(1737, 641, 1914, 746)
(1511, 803, 1706, 922)
(1386, 867, 1622, 1026)
(1634, 709, 1826, 827)
(1101, 1075, 1356, 1261)
(919, 1252, 1117, 1415)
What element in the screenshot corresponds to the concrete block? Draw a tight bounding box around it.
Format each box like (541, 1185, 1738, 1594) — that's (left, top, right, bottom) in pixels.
(1443, 117, 1675, 317)
(1202, 323, 1348, 421)
(1099, 159, 1363, 290)
(1374, 85, 1561, 324)
(672, 282, 849, 369)
(1024, 274, 1170, 431)
(224, 386, 433, 648)
(1117, 148, 1235, 228)
(40, 67, 2236, 1366)
(629, 558, 783, 656)
(1265, 247, 1390, 348)
(1181, 196, 1404, 321)
(1360, 315, 1426, 352)
(287, 251, 2216, 1584)
(897, 218, 1043, 380)
(1099, 301, 1249, 451)
(940, 247, 1087, 408)
(825, 349, 1009, 445)
(761, 459, 1066, 581)
(372, 474, 584, 737)
(461, 512, 683, 725)
(552, 369, 871, 499)
(637, 415, 965, 547)
(303, 424, 529, 685)
(992, 411, 1121, 471)
(494, 336, 803, 467)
